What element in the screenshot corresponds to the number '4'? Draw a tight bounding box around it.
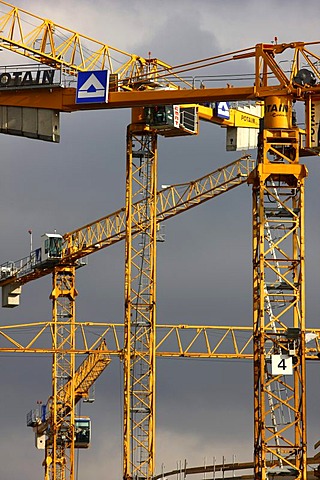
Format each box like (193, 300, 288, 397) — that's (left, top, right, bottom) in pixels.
(278, 358, 287, 371)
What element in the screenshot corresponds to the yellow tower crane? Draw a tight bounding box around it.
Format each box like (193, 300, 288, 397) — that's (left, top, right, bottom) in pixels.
(0, 2, 320, 480)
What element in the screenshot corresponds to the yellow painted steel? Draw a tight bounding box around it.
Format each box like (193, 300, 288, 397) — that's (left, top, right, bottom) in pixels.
(124, 126, 157, 479)
(249, 115, 307, 480)
(198, 104, 262, 128)
(64, 155, 253, 259)
(47, 266, 77, 480)
(34, 340, 111, 439)
(0, 85, 256, 111)
(61, 339, 110, 403)
(1, 322, 320, 360)
(264, 96, 292, 129)
(0, 1, 182, 87)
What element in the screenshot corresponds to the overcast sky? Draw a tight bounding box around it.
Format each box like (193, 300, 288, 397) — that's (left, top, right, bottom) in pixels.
(1, 1, 320, 479)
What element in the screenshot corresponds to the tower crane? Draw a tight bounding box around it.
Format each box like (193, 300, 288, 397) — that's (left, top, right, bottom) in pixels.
(27, 339, 111, 450)
(0, 2, 320, 480)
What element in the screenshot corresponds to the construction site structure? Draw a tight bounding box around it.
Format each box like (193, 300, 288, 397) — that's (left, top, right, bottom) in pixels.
(0, 2, 320, 480)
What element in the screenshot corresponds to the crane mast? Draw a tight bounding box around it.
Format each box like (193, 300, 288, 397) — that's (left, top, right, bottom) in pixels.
(48, 265, 78, 480)
(249, 99, 307, 478)
(123, 126, 158, 479)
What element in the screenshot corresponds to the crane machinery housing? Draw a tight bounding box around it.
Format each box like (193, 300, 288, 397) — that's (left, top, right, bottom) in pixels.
(1, 2, 320, 480)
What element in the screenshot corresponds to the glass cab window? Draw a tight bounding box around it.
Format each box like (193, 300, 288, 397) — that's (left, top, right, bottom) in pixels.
(45, 237, 62, 259)
(75, 418, 90, 448)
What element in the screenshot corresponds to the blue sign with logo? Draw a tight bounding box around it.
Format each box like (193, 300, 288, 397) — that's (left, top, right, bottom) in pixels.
(76, 70, 110, 104)
(216, 102, 230, 119)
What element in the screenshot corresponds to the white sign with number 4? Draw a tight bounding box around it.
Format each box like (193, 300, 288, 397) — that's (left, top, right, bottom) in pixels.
(271, 355, 293, 376)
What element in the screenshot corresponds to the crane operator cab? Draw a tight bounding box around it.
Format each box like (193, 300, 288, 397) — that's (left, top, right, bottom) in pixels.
(75, 417, 91, 448)
(40, 233, 63, 263)
(143, 105, 197, 137)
